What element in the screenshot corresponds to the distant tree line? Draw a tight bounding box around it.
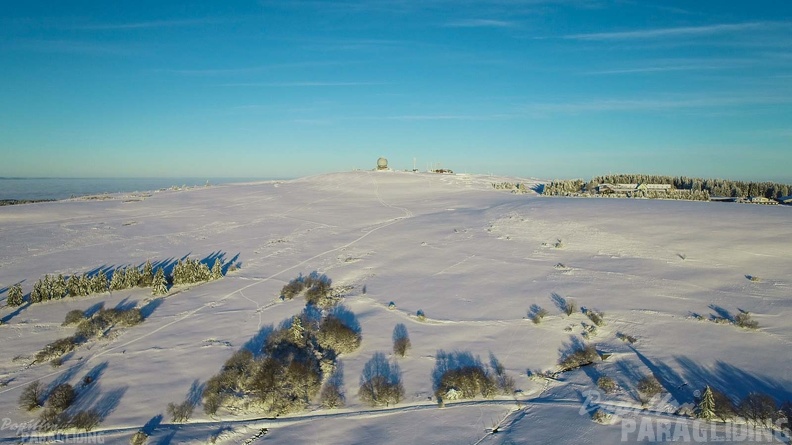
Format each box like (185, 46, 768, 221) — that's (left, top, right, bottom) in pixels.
(592, 174, 791, 199)
(543, 174, 792, 201)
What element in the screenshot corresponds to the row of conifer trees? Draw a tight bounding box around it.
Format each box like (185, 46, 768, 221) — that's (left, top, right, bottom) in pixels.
(4, 258, 224, 307)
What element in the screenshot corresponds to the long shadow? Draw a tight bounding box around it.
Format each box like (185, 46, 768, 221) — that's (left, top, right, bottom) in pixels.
(82, 362, 109, 388)
(142, 414, 163, 436)
(1, 301, 31, 324)
(140, 298, 164, 319)
(327, 304, 360, 334)
(630, 346, 689, 405)
(93, 386, 127, 420)
(83, 301, 105, 317)
(242, 324, 275, 358)
(708, 304, 733, 322)
(551, 293, 567, 313)
(0, 286, 8, 296)
(532, 184, 546, 194)
(114, 297, 137, 312)
(45, 361, 87, 398)
(615, 360, 644, 402)
(187, 379, 205, 407)
(675, 356, 792, 404)
(361, 352, 402, 387)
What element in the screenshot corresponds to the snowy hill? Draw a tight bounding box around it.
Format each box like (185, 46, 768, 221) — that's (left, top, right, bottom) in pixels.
(1, 171, 790, 444)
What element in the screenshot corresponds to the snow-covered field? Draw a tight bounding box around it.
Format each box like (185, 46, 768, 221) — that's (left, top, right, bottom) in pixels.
(1, 171, 790, 444)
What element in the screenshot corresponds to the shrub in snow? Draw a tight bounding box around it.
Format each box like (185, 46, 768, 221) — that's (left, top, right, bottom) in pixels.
(7, 283, 24, 306)
(167, 400, 194, 423)
(597, 376, 618, 394)
(734, 311, 759, 329)
(19, 380, 45, 411)
(617, 332, 637, 343)
(584, 308, 605, 326)
(130, 431, 148, 445)
(565, 299, 577, 316)
(63, 309, 86, 326)
(592, 409, 611, 423)
(416, 309, 426, 321)
(559, 344, 599, 371)
(529, 305, 549, 324)
(388, 301, 396, 310)
(36, 336, 79, 363)
(636, 375, 663, 403)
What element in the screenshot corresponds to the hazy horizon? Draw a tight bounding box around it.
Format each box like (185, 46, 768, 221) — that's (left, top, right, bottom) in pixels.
(2, 1, 791, 180)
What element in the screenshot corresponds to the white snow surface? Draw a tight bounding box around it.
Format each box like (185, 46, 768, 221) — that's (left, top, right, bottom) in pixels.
(0, 170, 790, 444)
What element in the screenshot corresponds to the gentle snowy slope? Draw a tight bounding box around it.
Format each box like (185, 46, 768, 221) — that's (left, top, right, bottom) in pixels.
(0, 171, 790, 444)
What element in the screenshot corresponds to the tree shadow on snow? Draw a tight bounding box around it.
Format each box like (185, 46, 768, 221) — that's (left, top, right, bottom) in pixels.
(242, 324, 275, 358)
(630, 346, 689, 404)
(140, 298, 164, 319)
(674, 356, 792, 404)
(1, 301, 31, 324)
(551, 293, 568, 313)
(327, 304, 361, 334)
(361, 352, 402, 387)
(708, 304, 733, 322)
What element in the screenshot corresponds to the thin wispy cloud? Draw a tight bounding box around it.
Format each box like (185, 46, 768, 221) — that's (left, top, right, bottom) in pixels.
(354, 113, 515, 121)
(586, 65, 720, 75)
(565, 22, 776, 41)
(220, 81, 387, 87)
(69, 17, 230, 31)
(523, 94, 792, 114)
(1, 39, 137, 55)
(444, 19, 516, 28)
(583, 58, 754, 75)
(154, 61, 349, 77)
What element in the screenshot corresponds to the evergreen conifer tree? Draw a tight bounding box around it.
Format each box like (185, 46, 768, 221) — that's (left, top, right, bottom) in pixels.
(698, 386, 716, 420)
(211, 259, 223, 280)
(54, 274, 67, 299)
(198, 262, 211, 282)
(30, 280, 44, 303)
(109, 268, 126, 291)
(7, 283, 24, 307)
(126, 266, 141, 288)
(141, 260, 154, 287)
(91, 271, 108, 294)
(152, 268, 168, 296)
(67, 275, 80, 297)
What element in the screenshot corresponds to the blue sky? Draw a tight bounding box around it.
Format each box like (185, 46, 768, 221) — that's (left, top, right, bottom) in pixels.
(1, 1, 791, 181)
